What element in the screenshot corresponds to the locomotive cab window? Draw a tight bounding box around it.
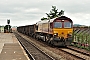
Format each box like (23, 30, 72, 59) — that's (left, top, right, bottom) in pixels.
(64, 22, 71, 28)
(54, 22, 62, 28)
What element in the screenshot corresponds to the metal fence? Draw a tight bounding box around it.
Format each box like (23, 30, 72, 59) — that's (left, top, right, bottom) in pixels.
(73, 27, 90, 51)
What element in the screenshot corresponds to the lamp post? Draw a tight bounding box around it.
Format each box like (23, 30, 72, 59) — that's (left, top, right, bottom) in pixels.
(7, 19, 10, 32)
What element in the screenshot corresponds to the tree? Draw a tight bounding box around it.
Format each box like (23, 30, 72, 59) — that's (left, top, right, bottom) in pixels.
(58, 10, 64, 16)
(41, 6, 64, 20)
(41, 17, 48, 20)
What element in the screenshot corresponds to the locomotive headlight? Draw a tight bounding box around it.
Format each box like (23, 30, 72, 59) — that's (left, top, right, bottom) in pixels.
(68, 32, 72, 36)
(54, 33, 58, 36)
(62, 20, 64, 22)
(67, 33, 72, 37)
(69, 34, 72, 36)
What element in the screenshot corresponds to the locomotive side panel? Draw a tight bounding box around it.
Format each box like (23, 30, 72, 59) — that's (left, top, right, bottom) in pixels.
(36, 20, 53, 34)
(42, 23, 53, 34)
(36, 21, 53, 34)
(42, 23, 48, 33)
(38, 23, 42, 32)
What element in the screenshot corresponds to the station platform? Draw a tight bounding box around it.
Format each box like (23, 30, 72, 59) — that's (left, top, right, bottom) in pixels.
(0, 33, 29, 60)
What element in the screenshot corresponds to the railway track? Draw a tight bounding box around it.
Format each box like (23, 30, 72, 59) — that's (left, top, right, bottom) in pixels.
(14, 32, 55, 60)
(14, 32, 90, 60)
(59, 46, 90, 60)
(67, 46, 90, 56)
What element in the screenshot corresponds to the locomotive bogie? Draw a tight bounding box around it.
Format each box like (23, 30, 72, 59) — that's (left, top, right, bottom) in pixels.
(65, 37, 73, 45)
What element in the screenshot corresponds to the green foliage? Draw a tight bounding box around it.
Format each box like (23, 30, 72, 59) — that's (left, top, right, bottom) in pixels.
(41, 6, 64, 20)
(73, 30, 90, 51)
(41, 17, 47, 20)
(80, 46, 85, 49)
(85, 47, 90, 51)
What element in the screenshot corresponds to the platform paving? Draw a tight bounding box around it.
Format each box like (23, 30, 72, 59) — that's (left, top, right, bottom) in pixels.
(0, 33, 29, 60)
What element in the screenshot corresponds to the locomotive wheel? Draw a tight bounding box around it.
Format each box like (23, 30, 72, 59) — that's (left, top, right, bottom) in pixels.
(49, 40, 55, 47)
(43, 36, 46, 42)
(48, 37, 53, 44)
(46, 36, 49, 42)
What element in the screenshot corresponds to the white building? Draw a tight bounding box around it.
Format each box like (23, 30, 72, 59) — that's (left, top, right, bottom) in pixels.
(0, 26, 4, 33)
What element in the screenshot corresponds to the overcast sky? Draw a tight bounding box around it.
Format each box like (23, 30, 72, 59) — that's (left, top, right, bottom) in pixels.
(0, 0, 90, 26)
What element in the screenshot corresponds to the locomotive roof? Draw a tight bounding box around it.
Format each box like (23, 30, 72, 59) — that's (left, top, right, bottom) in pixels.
(36, 16, 72, 24)
(56, 16, 72, 21)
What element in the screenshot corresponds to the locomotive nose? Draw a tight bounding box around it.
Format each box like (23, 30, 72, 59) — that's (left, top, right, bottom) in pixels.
(61, 32, 64, 34)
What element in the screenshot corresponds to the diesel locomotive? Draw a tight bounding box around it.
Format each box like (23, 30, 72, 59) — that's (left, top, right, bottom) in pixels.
(17, 16, 73, 46)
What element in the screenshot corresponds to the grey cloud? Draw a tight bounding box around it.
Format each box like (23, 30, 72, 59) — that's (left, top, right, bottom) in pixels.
(0, 0, 90, 26)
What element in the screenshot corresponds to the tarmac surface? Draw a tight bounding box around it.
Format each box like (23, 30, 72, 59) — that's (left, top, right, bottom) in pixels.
(0, 33, 29, 60)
